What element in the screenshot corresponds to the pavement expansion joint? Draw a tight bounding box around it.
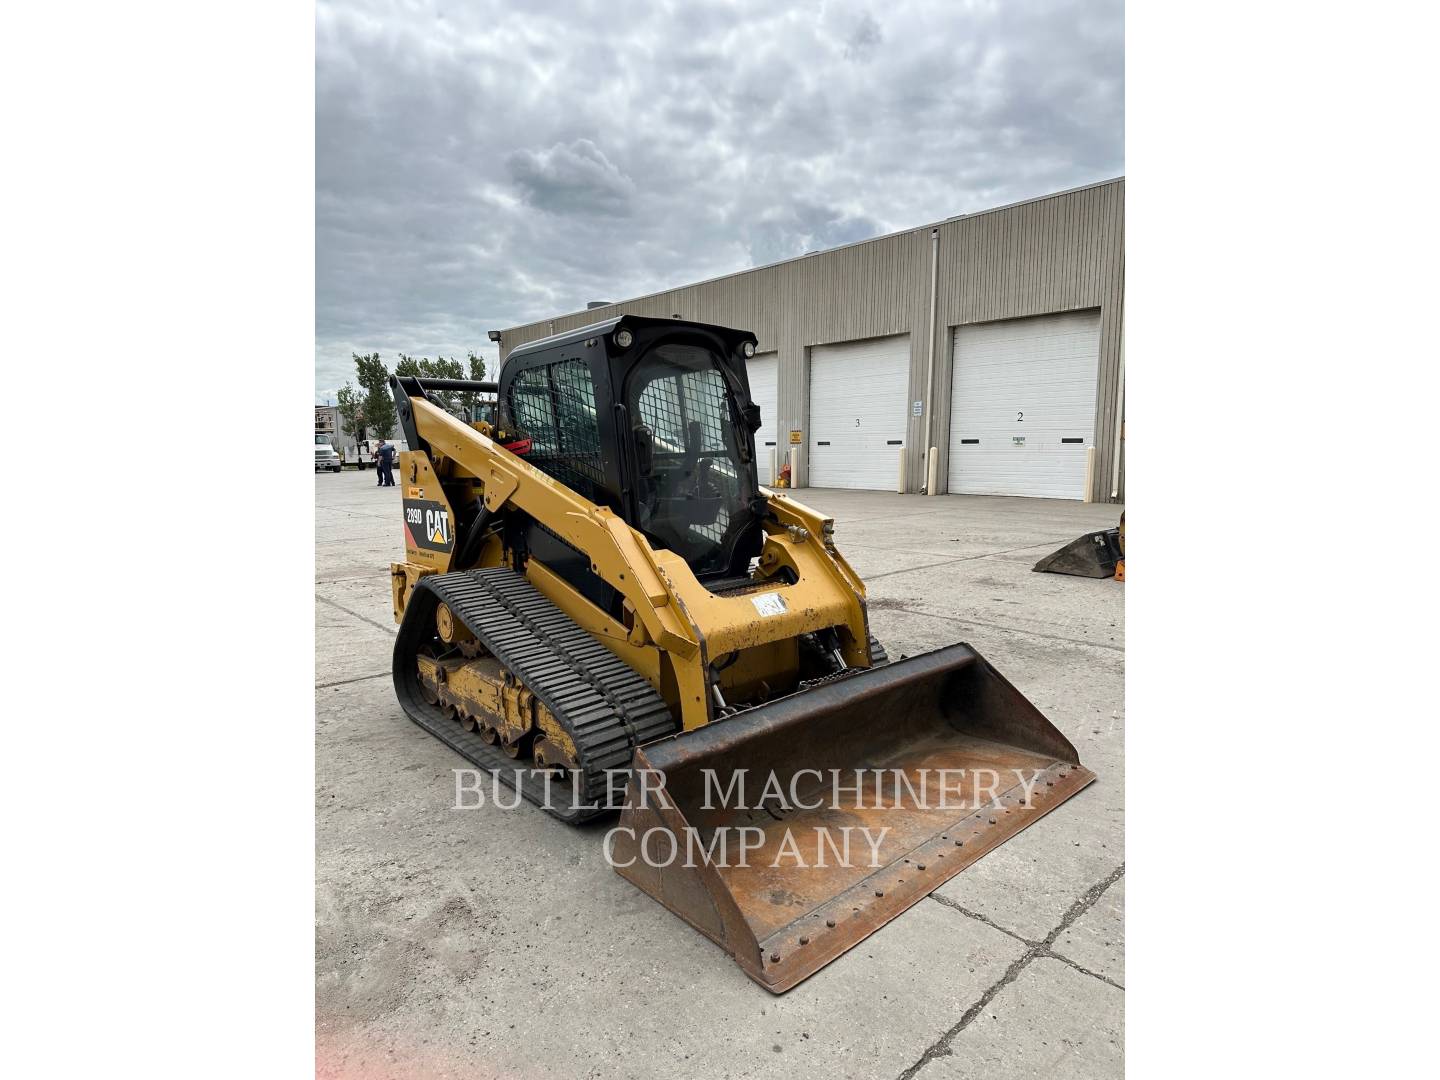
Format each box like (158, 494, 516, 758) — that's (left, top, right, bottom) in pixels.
(896, 863, 1126, 1080)
(316, 594, 396, 635)
(316, 671, 391, 691)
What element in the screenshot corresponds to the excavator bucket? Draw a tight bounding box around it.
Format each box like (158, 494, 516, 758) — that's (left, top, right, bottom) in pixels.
(1033, 528, 1123, 578)
(611, 643, 1095, 992)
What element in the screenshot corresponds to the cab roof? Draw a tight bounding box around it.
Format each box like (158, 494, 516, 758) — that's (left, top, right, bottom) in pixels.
(504, 314, 756, 367)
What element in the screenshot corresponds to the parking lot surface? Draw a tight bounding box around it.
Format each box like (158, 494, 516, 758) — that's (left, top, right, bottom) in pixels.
(316, 467, 1124, 1079)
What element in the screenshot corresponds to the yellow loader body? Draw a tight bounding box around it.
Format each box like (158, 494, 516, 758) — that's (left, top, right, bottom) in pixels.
(385, 315, 1094, 992)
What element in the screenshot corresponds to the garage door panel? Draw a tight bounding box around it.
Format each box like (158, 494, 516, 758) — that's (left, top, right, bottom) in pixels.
(746, 352, 779, 480)
(746, 351, 778, 449)
(809, 334, 909, 490)
(949, 450, 1087, 496)
(948, 311, 1100, 500)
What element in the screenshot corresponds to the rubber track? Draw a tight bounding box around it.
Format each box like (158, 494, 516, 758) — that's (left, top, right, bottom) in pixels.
(393, 567, 677, 823)
(869, 634, 890, 666)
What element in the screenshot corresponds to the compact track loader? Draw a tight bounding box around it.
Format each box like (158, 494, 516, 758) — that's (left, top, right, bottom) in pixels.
(387, 316, 1094, 992)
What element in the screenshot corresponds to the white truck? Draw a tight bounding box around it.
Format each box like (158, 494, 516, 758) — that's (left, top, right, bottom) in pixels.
(314, 432, 342, 472)
(342, 438, 376, 469)
(341, 437, 407, 469)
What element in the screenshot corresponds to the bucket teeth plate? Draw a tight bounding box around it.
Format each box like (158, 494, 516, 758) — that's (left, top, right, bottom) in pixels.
(612, 642, 1096, 992)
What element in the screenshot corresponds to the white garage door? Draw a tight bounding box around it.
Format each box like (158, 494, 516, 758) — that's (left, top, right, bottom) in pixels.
(809, 334, 910, 490)
(745, 352, 779, 480)
(948, 311, 1101, 499)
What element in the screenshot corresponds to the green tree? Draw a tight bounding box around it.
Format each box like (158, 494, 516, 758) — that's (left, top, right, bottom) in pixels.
(353, 351, 389, 393)
(394, 353, 468, 415)
(353, 352, 396, 439)
(462, 352, 489, 422)
(394, 354, 464, 382)
(336, 383, 365, 441)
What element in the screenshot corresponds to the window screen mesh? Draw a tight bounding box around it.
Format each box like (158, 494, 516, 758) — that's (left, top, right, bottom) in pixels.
(507, 359, 605, 502)
(628, 344, 751, 566)
(636, 366, 735, 544)
(637, 369, 730, 455)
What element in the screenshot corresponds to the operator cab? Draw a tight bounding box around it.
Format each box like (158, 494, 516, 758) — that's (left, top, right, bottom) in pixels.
(500, 316, 766, 593)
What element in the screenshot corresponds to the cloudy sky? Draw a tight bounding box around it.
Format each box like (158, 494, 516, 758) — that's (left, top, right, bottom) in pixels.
(316, 0, 1123, 401)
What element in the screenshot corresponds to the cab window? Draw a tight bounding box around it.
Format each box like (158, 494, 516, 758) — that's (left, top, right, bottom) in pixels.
(507, 359, 605, 502)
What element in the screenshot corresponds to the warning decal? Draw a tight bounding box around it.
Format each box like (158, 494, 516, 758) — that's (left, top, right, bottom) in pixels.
(751, 592, 787, 617)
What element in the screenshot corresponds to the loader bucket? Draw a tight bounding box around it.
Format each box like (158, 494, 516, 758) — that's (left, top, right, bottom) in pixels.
(611, 643, 1095, 993)
(1032, 528, 1123, 578)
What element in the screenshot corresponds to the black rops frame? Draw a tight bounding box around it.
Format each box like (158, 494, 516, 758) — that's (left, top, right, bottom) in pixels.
(392, 315, 766, 589)
(499, 315, 762, 522)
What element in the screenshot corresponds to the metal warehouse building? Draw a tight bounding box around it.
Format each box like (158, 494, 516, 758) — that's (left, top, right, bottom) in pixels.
(498, 177, 1124, 502)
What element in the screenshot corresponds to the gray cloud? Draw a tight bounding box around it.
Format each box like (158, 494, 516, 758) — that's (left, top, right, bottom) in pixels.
(506, 139, 637, 216)
(315, 0, 1123, 401)
(846, 12, 883, 59)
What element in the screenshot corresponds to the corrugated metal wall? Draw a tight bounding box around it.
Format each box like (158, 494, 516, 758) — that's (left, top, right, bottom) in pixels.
(500, 178, 1124, 501)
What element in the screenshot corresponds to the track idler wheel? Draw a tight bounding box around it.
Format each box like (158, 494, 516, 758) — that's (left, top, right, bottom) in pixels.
(500, 731, 535, 760)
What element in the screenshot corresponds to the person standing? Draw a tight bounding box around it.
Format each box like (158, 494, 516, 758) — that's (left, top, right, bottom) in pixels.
(375, 439, 397, 488)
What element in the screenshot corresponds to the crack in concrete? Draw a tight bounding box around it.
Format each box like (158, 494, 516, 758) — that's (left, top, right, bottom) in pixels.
(829, 501, 1123, 528)
(315, 594, 394, 635)
(863, 538, 1081, 583)
(927, 893, 1031, 944)
(829, 505, 976, 525)
(927, 893, 1125, 989)
(845, 539, 1070, 562)
(314, 510, 397, 523)
(880, 603, 1125, 654)
(898, 864, 1126, 1080)
(1045, 949, 1124, 991)
(315, 670, 390, 690)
